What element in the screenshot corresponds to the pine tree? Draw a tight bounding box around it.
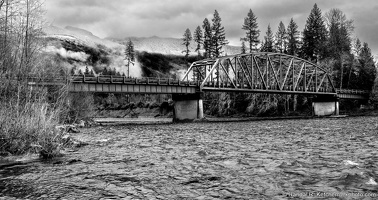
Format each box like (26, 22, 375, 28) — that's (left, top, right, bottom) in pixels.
(182, 28, 192, 60)
(84, 66, 89, 76)
(261, 24, 274, 52)
(202, 18, 212, 58)
(353, 38, 362, 56)
(357, 42, 376, 90)
(193, 26, 203, 57)
(287, 18, 300, 56)
(241, 41, 246, 54)
(110, 68, 116, 76)
(302, 4, 328, 61)
(242, 9, 260, 52)
(125, 39, 135, 77)
(102, 68, 108, 75)
(211, 10, 228, 57)
(325, 8, 354, 59)
(275, 21, 287, 53)
(70, 67, 76, 75)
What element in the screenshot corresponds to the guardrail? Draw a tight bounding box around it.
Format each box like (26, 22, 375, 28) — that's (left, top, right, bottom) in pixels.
(336, 89, 370, 95)
(69, 75, 199, 86)
(1, 74, 199, 87)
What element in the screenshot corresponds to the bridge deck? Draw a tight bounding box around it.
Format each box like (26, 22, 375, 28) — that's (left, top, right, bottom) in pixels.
(28, 76, 198, 94)
(2, 74, 370, 99)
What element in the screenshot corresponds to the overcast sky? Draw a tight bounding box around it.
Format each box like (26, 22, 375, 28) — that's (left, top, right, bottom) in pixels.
(46, 0, 378, 55)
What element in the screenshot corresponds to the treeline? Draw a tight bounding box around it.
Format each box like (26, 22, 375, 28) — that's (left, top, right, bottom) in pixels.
(183, 4, 376, 91)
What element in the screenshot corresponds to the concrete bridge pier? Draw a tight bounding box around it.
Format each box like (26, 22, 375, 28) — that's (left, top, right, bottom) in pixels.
(172, 92, 204, 122)
(312, 95, 339, 116)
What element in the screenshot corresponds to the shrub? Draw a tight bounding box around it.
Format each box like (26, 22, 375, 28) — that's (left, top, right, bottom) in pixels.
(0, 100, 65, 157)
(62, 93, 95, 124)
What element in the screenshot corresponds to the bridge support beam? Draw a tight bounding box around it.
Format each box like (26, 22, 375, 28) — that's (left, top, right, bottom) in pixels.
(172, 93, 203, 122)
(312, 96, 339, 116)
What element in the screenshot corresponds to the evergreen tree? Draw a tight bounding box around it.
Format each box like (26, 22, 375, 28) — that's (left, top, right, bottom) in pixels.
(357, 42, 376, 90)
(241, 41, 246, 54)
(89, 69, 94, 77)
(302, 4, 328, 61)
(353, 38, 362, 56)
(193, 26, 203, 57)
(261, 24, 274, 52)
(125, 39, 135, 77)
(287, 18, 300, 56)
(325, 8, 353, 59)
(274, 21, 287, 53)
(211, 10, 228, 57)
(110, 68, 116, 76)
(182, 28, 192, 60)
(242, 9, 260, 52)
(84, 66, 89, 76)
(202, 18, 212, 58)
(102, 68, 108, 75)
(70, 67, 76, 75)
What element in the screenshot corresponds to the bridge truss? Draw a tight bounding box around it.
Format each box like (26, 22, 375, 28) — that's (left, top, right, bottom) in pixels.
(182, 52, 337, 95)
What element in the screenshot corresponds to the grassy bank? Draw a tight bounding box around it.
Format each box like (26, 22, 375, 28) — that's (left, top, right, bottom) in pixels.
(0, 100, 65, 158)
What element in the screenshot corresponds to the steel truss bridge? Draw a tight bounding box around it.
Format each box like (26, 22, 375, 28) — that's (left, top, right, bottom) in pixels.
(11, 52, 370, 99)
(182, 52, 369, 99)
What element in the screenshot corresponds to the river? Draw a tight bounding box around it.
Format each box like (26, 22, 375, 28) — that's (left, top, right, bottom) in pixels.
(1, 116, 378, 199)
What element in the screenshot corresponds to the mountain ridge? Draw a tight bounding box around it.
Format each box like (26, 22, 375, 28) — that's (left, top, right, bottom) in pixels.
(43, 25, 242, 56)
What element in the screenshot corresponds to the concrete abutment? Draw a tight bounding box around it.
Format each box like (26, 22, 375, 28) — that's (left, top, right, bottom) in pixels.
(312, 96, 339, 116)
(172, 93, 204, 122)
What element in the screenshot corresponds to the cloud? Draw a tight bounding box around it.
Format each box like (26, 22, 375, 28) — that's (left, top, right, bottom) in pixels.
(46, 0, 378, 54)
(44, 46, 89, 62)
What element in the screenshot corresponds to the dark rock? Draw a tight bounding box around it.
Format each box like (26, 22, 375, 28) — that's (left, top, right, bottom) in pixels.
(67, 159, 82, 164)
(67, 126, 80, 133)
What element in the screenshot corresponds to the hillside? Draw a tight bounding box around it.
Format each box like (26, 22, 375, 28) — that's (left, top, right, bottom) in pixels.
(41, 25, 242, 79)
(108, 36, 241, 56)
(43, 25, 121, 49)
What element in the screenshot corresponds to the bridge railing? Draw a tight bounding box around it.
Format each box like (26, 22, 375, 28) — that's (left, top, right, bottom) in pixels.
(69, 75, 199, 86)
(336, 89, 370, 95)
(1, 74, 200, 87)
(201, 81, 335, 93)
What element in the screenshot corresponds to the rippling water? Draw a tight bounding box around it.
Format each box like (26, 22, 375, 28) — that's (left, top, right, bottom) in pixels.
(1, 117, 378, 199)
